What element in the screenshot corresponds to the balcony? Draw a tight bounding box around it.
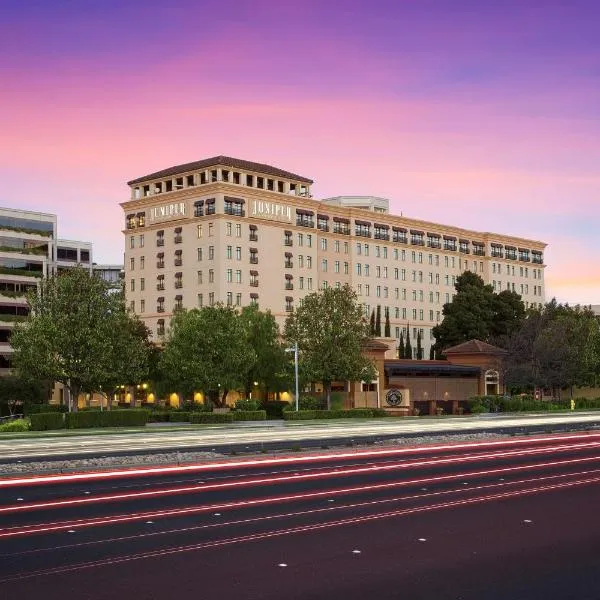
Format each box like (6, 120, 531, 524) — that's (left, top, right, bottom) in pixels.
(317, 223, 329, 232)
(156, 262, 165, 269)
(459, 247, 470, 254)
(374, 232, 390, 241)
(157, 307, 165, 313)
(491, 250, 504, 258)
(532, 256, 543, 264)
(175, 281, 183, 289)
(250, 281, 259, 287)
(284, 261, 293, 269)
(285, 283, 294, 290)
(410, 238, 425, 246)
(284, 239, 293, 246)
(156, 284, 165, 291)
(156, 239, 164, 247)
(174, 259, 183, 266)
(473, 248, 485, 256)
(249, 234, 258, 242)
(250, 256, 258, 264)
(174, 235, 182, 244)
(427, 241, 441, 249)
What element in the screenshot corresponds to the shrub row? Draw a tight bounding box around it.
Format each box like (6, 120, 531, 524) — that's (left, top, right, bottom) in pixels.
(29, 412, 66, 431)
(65, 410, 150, 429)
(190, 412, 234, 424)
(0, 418, 30, 432)
(283, 409, 388, 421)
(232, 410, 267, 421)
(260, 401, 290, 419)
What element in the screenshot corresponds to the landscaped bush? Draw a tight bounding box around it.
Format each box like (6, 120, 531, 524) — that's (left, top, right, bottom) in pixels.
(24, 403, 68, 415)
(189, 412, 235, 424)
(282, 410, 317, 420)
(65, 409, 149, 429)
(298, 396, 324, 411)
(283, 408, 388, 420)
(234, 399, 260, 411)
(233, 410, 267, 421)
(572, 397, 600, 410)
(0, 418, 30, 432)
(168, 411, 191, 422)
(148, 410, 170, 423)
(261, 401, 290, 419)
(29, 412, 65, 431)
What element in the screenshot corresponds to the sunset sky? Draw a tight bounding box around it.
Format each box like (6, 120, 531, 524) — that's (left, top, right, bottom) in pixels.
(1, 0, 599, 304)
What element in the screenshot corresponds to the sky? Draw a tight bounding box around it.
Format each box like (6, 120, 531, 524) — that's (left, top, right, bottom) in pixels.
(1, 0, 599, 304)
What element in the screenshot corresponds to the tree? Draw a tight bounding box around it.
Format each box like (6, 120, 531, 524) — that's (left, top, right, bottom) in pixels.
(239, 305, 288, 399)
(11, 268, 149, 411)
(375, 305, 382, 337)
(159, 305, 254, 407)
(432, 272, 525, 356)
(284, 285, 376, 409)
(429, 346, 435, 360)
(0, 375, 52, 416)
(504, 301, 600, 397)
(384, 307, 391, 338)
(405, 327, 413, 360)
(370, 309, 376, 336)
(398, 331, 405, 359)
(416, 330, 423, 360)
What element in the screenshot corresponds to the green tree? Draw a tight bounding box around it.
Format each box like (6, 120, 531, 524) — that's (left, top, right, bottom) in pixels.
(416, 329, 423, 360)
(239, 305, 288, 399)
(159, 305, 254, 407)
(375, 305, 382, 337)
(284, 285, 376, 409)
(11, 268, 149, 412)
(0, 375, 52, 416)
(384, 307, 391, 337)
(405, 327, 413, 360)
(398, 331, 405, 359)
(429, 346, 435, 360)
(432, 272, 525, 356)
(370, 309, 376, 336)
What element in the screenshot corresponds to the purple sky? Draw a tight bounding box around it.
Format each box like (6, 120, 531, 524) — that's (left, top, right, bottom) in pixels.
(1, 0, 599, 303)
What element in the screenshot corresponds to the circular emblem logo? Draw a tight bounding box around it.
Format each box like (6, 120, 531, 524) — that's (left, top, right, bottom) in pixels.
(385, 389, 403, 407)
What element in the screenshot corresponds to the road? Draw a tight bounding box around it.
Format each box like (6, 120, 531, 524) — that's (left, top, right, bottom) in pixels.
(2, 411, 600, 462)
(1, 431, 600, 599)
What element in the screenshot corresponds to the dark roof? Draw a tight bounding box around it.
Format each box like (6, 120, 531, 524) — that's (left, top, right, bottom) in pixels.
(443, 339, 507, 355)
(385, 361, 481, 377)
(127, 155, 313, 185)
(363, 339, 390, 351)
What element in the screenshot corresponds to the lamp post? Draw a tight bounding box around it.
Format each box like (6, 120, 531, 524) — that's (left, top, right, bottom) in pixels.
(285, 342, 299, 412)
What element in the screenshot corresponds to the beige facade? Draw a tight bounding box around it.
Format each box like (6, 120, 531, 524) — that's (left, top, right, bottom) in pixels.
(122, 156, 547, 358)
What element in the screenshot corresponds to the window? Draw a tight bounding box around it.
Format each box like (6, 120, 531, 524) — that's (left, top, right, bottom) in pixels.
(306, 256, 312, 269)
(174, 249, 183, 266)
(249, 225, 257, 242)
(227, 292, 233, 306)
(236, 224, 242, 237)
(236, 270, 242, 283)
(307, 234, 312, 248)
(208, 223, 214, 236)
(156, 252, 164, 269)
(335, 240, 340, 253)
(317, 215, 329, 231)
(284, 231, 293, 246)
(365, 264, 370, 276)
(226, 245, 232, 259)
(140, 278, 145, 291)
(209, 292, 215, 306)
(206, 200, 215, 217)
(307, 278, 313, 290)
(320, 238, 327, 251)
(140, 256, 145, 269)
(356, 263, 362, 276)
(296, 211, 314, 228)
(157, 297, 165, 313)
(224, 197, 244, 216)
(130, 279, 135, 292)
(156, 230, 164, 247)
(209, 246, 215, 260)
(197, 270, 202, 284)
(355, 222, 371, 238)
(335, 261, 340, 273)
(344, 262, 349, 274)
(321, 259, 328, 272)
(130, 236, 135, 249)
(227, 269, 233, 283)
(197, 225, 203, 238)
(174, 227, 182, 244)
(285, 297, 294, 312)
(130, 257, 135, 271)
(298, 255, 304, 268)
(236, 247, 241, 261)
(195, 202, 204, 218)
(174, 272, 183, 289)
(226, 222, 232, 236)
(209, 269, 214, 283)
(157, 274, 165, 290)
(157, 319, 165, 336)
(250, 249, 258, 264)
(197, 248, 203, 261)
(236, 293, 242, 306)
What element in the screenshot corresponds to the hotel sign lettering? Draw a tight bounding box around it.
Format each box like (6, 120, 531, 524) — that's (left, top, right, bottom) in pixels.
(250, 200, 293, 223)
(148, 202, 186, 222)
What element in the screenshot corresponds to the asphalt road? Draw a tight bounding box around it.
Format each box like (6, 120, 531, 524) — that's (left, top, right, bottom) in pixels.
(1, 432, 600, 599)
(2, 411, 600, 462)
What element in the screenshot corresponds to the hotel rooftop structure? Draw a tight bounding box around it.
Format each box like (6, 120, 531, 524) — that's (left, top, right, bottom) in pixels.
(122, 156, 546, 358)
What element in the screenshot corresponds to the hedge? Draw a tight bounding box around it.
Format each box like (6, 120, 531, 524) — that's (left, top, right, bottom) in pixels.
(189, 412, 235, 424)
(65, 410, 149, 429)
(167, 411, 191, 422)
(30, 412, 65, 431)
(283, 409, 388, 420)
(233, 410, 267, 421)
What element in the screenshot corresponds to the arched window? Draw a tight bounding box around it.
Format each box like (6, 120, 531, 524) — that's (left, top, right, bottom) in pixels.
(485, 370, 500, 396)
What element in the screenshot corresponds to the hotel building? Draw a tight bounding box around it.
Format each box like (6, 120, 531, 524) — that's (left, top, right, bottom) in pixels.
(0, 207, 93, 375)
(122, 156, 546, 359)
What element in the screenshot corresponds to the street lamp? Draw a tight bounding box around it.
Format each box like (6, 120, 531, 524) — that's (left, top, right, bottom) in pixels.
(285, 341, 299, 412)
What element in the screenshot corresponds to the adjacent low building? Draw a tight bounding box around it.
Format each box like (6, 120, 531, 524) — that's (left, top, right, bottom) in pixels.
(0, 207, 94, 375)
(121, 155, 547, 361)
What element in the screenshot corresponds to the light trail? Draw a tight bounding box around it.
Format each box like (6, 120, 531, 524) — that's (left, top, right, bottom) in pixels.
(1, 472, 598, 584)
(2, 455, 600, 537)
(2, 431, 600, 488)
(3, 438, 600, 514)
